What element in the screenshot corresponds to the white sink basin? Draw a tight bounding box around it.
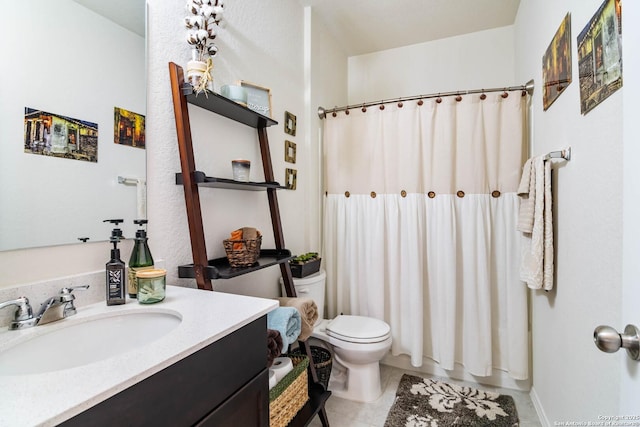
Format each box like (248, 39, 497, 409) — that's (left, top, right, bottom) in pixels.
(0, 310, 182, 375)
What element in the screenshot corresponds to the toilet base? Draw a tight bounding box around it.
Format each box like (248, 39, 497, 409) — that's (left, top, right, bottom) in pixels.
(327, 353, 382, 403)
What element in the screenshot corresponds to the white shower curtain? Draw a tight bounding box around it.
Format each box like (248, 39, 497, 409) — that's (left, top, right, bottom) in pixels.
(323, 91, 529, 380)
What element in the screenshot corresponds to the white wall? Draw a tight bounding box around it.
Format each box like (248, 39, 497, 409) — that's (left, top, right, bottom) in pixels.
(0, 0, 144, 286)
(145, 0, 333, 298)
(347, 26, 516, 104)
(514, 0, 623, 423)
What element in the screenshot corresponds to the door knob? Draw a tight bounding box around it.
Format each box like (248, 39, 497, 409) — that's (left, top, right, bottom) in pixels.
(593, 324, 640, 361)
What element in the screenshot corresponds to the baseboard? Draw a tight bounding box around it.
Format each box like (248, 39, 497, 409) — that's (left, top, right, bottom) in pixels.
(529, 386, 550, 427)
(381, 353, 531, 392)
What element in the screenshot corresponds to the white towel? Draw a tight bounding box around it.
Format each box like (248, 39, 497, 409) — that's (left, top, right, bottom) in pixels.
(518, 156, 554, 290)
(517, 158, 534, 233)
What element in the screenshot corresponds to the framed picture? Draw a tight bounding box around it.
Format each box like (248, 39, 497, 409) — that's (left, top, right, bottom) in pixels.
(239, 80, 272, 117)
(285, 168, 297, 190)
(114, 107, 146, 149)
(542, 13, 572, 111)
(24, 107, 98, 163)
(284, 111, 296, 136)
(285, 140, 297, 163)
(577, 0, 622, 115)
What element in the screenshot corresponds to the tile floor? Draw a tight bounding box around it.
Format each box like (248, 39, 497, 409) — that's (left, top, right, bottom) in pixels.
(308, 364, 542, 427)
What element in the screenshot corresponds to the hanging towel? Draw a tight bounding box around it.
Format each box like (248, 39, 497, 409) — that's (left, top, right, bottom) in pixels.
(518, 156, 554, 290)
(276, 297, 318, 341)
(267, 306, 301, 346)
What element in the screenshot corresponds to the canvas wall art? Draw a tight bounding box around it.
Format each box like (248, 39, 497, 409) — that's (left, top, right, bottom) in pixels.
(543, 13, 572, 111)
(114, 107, 146, 148)
(24, 107, 98, 162)
(577, 0, 622, 115)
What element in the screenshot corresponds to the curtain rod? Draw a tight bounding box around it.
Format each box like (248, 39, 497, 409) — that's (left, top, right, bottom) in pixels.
(318, 79, 534, 119)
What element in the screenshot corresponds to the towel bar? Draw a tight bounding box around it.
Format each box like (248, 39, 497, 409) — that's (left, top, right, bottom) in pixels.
(544, 146, 571, 161)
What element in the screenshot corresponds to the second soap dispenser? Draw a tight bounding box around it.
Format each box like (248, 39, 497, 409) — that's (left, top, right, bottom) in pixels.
(128, 219, 154, 299)
(104, 219, 126, 306)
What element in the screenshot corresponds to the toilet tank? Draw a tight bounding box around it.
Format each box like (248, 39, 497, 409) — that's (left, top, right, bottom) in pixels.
(280, 269, 326, 324)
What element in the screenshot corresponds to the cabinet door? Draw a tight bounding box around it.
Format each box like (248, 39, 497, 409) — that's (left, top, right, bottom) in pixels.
(196, 369, 269, 427)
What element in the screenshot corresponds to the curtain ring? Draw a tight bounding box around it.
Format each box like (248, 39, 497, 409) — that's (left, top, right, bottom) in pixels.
(455, 94, 463, 102)
(491, 190, 501, 198)
(345, 109, 350, 115)
(400, 190, 407, 197)
(370, 191, 377, 198)
(480, 91, 487, 100)
(501, 90, 509, 98)
(436, 94, 442, 103)
(344, 191, 350, 198)
(456, 190, 465, 198)
(427, 191, 436, 198)
(417, 99, 424, 106)
(398, 100, 403, 108)
(379, 104, 385, 110)
(361, 103, 367, 113)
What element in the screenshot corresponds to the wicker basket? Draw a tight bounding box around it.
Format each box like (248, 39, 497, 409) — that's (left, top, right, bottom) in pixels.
(269, 355, 309, 427)
(292, 346, 332, 389)
(223, 234, 262, 267)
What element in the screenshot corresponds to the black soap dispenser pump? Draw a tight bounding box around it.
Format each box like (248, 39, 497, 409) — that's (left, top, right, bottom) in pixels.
(128, 219, 154, 299)
(104, 219, 126, 305)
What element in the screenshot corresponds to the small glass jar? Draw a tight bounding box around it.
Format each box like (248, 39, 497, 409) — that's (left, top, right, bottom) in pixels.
(135, 269, 166, 304)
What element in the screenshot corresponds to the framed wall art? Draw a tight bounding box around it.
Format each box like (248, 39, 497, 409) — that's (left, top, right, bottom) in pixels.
(577, 0, 622, 115)
(239, 80, 272, 117)
(284, 111, 296, 136)
(114, 107, 146, 149)
(285, 168, 297, 190)
(285, 140, 296, 163)
(542, 13, 572, 111)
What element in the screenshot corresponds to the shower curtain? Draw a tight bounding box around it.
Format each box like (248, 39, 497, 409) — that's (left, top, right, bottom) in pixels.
(323, 91, 529, 380)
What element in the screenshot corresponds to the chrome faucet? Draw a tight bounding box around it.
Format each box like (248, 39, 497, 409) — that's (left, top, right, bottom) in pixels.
(0, 285, 89, 330)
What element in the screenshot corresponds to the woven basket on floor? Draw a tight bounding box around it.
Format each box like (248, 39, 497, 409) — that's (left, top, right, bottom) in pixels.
(223, 234, 262, 267)
(292, 346, 332, 389)
(269, 354, 309, 427)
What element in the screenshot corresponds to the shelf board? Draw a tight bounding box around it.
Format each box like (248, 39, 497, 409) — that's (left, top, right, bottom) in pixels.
(176, 172, 287, 191)
(288, 383, 331, 427)
(178, 249, 293, 280)
(182, 84, 278, 128)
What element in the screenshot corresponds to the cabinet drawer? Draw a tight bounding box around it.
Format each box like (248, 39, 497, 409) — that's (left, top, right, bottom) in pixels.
(196, 368, 269, 427)
(60, 316, 267, 427)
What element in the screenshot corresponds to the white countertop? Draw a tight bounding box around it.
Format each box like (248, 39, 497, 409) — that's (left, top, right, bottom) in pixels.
(0, 285, 278, 427)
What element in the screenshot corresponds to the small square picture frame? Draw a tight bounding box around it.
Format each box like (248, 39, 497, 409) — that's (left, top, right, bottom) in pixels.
(285, 168, 297, 190)
(284, 111, 296, 136)
(285, 140, 297, 163)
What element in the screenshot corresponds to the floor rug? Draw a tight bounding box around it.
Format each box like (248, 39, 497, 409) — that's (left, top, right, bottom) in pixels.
(384, 374, 519, 427)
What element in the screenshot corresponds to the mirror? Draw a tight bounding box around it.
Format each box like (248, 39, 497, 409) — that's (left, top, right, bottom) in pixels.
(0, 0, 146, 251)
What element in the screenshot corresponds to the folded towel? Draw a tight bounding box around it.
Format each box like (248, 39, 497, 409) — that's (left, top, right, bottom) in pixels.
(229, 227, 260, 250)
(267, 328, 283, 367)
(519, 156, 554, 290)
(267, 306, 301, 346)
(277, 297, 318, 341)
(517, 158, 535, 233)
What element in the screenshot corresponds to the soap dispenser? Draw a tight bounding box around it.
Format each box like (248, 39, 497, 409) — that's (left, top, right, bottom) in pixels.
(128, 219, 154, 299)
(104, 219, 126, 305)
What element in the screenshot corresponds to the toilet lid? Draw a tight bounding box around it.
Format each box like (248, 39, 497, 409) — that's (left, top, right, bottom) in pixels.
(326, 315, 391, 343)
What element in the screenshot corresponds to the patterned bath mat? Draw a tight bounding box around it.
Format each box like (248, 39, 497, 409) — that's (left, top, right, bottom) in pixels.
(384, 374, 519, 427)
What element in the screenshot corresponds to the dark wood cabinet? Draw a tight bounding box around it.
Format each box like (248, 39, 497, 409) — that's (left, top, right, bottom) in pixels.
(60, 317, 268, 427)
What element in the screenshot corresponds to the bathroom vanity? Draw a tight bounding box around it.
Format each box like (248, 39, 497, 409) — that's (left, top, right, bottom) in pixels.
(0, 285, 277, 427)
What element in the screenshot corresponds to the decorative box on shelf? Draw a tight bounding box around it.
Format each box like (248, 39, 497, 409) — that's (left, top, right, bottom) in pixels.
(289, 252, 321, 278)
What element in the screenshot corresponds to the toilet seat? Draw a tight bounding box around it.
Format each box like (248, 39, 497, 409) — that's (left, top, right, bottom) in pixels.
(326, 315, 391, 344)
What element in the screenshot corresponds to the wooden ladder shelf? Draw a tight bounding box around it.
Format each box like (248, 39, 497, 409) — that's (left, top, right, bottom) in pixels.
(168, 62, 330, 427)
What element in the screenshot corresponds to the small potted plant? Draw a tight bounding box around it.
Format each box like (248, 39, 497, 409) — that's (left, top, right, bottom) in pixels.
(289, 252, 321, 278)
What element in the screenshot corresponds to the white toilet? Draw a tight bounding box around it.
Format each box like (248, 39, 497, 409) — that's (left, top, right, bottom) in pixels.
(284, 269, 392, 402)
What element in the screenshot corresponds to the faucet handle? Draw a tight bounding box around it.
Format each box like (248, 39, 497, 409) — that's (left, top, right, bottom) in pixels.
(59, 285, 90, 316)
(0, 296, 37, 330)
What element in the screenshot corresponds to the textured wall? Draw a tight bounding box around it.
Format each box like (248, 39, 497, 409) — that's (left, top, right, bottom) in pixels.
(147, 0, 310, 297)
